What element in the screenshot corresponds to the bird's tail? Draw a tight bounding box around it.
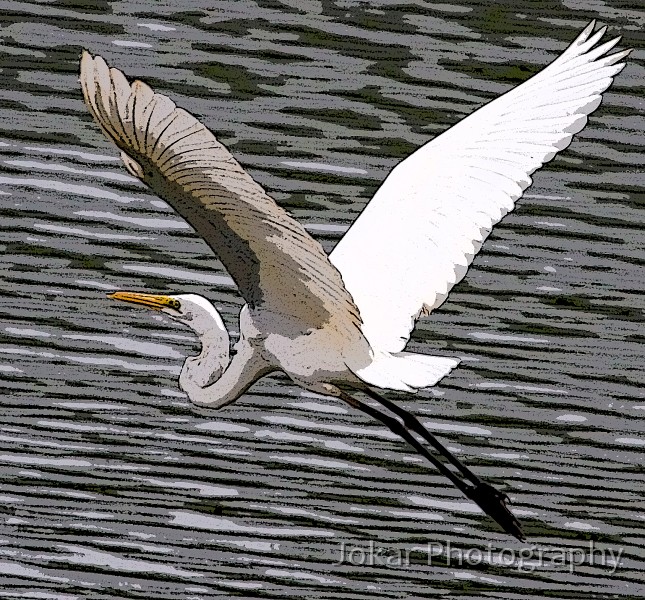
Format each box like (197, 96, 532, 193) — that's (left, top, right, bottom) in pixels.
(353, 352, 460, 392)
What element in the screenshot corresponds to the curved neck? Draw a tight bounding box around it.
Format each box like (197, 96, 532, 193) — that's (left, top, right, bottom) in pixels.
(179, 337, 272, 409)
(180, 330, 231, 393)
(176, 305, 273, 409)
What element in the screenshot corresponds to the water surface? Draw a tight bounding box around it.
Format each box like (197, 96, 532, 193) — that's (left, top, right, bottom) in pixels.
(0, 1, 644, 598)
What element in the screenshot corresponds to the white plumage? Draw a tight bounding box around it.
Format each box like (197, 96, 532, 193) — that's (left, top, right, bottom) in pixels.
(78, 20, 630, 398)
(79, 22, 630, 539)
(330, 21, 629, 354)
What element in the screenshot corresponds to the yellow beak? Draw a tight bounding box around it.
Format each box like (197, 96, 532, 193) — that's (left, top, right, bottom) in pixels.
(108, 291, 181, 311)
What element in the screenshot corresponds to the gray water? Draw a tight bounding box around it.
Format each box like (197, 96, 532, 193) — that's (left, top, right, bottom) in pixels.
(0, 1, 644, 598)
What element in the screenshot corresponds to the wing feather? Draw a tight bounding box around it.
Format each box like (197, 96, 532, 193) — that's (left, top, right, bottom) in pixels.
(330, 23, 630, 353)
(80, 52, 361, 336)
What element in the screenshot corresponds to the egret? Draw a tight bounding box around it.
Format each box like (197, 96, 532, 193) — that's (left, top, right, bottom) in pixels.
(79, 21, 629, 541)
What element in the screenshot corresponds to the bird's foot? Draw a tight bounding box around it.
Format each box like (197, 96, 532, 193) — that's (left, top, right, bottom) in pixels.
(464, 481, 525, 542)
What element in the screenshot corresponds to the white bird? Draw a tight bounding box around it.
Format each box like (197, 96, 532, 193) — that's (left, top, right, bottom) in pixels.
(79, 21, 629, 541)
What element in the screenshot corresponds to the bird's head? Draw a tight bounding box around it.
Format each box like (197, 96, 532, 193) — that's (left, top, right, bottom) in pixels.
(108, 291, 226, 338)
(109, 291, 231, 391)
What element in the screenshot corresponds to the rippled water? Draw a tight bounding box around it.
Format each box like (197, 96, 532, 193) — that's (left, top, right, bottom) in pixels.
(0, 1, 644, 598)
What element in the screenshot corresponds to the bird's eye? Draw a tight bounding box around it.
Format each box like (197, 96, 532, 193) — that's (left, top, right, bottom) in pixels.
(170, 299, 181, 311)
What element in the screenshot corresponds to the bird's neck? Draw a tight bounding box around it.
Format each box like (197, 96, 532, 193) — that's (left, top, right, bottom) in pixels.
(179, 331, 231, 393)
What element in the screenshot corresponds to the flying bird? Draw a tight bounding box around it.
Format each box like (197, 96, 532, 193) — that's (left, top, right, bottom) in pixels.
(79, 21, 629, 541)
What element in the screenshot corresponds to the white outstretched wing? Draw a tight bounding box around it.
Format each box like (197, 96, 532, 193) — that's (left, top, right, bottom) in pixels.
(330, 22, 630, 353)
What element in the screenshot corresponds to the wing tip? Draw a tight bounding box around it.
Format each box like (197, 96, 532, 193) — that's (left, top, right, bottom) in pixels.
(574, 20, 596, 46)
(79, 50, 100, 120)
(607, 47, 633, 66)
(79, 48, 208, 173)
(571, 22, 632, 64)
(79, 50, 139, 161)
(79, 49, 95, 87)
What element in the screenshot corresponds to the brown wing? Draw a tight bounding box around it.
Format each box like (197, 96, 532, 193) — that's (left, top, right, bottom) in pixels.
(79, 51, 361, 335)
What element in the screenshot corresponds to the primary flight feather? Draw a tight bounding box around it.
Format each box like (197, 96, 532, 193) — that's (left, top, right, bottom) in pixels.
(79, 22, 629, 540)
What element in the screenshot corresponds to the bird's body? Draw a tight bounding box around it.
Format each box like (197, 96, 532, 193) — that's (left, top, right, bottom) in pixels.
(79, 21, 630, 539)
